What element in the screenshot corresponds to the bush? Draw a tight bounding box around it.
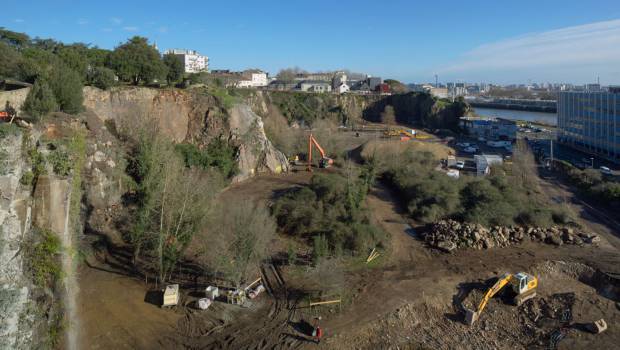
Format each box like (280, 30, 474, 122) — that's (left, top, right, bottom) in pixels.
(273, 169, 386, 257)
(175, 139, 238, 178)
(47, 148, 71, 176)
(88, 66, 117, 90)
(22, 78, 58, 119)
(49, 63, 84, 114)
(26, 229, 62, 288)
(382, 145, 563, 227)
(20, 170, 34, 186)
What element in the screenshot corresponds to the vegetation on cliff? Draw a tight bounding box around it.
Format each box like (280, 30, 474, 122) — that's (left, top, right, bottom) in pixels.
(363, 92, 469, 132)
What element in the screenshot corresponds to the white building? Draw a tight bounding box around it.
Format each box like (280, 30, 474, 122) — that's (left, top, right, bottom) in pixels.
(335, 83, 350, 94)
(474, 154, 503, 176)
(236, 70, 268, 88)
(164, 49, 209, 73)
(300, 81, 332, 93)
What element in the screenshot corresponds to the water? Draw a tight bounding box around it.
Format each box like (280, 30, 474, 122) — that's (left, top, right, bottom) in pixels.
(473, 107, 557, 126)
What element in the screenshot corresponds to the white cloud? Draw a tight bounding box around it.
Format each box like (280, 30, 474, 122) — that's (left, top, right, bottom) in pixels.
(14, 18, 24, 23)
(110, 17, 122, 25)
(158, 26, 168, 33)
(123, 26, 139, 32)
(439, 19, 620, 82)
(77, 18, 89, 25)
(101, 28, 113, 32)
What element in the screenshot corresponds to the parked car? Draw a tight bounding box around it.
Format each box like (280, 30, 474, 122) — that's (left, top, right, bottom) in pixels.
(456, 142, 470, 147)
(600, 166, 613, 175)
(456, 160, 465, 169)
(464, 147, 477, 153)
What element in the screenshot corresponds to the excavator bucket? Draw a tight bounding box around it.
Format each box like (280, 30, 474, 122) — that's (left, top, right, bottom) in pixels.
(464, 308, 479, 326)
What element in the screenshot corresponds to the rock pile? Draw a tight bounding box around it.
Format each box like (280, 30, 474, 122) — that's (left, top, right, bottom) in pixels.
(424, 220, 600, 252)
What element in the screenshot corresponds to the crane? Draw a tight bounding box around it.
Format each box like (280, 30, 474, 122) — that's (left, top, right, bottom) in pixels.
(307, 133, 333, 171)
(464, 272, 538, 326)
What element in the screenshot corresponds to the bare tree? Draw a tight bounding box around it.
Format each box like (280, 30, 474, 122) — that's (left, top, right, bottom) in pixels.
(381, 105, 396, 130)
(131, 133, 218, 283)
(199, 201, 275, 287)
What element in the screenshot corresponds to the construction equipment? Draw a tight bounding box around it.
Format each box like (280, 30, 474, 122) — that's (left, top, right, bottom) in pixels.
(307, 133, 333, 171)
(464, 272, 538, 326)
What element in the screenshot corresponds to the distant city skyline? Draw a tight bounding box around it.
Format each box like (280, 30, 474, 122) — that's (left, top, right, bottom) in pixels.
(3, 0, 620, 85)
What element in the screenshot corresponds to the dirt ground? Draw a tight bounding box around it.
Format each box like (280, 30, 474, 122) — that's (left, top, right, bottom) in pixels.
(76, 134, 620, 350)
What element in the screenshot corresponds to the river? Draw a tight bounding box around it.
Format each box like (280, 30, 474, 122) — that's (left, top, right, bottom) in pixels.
(472, 107, 557, 126)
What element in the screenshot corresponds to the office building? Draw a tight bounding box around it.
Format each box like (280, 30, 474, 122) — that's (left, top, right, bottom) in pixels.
(557, 89, 620, 161)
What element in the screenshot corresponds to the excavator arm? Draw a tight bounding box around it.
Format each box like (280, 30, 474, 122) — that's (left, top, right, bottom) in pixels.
(465, 273, 512, 325)
(307, 134, 331, 171)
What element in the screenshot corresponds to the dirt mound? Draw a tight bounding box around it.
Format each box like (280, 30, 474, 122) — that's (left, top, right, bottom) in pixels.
(423, 220, 600, 252)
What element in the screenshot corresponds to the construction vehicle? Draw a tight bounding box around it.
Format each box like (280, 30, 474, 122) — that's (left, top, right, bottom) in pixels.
(464, 272, 538, 326)
(307, 133, 333, 171)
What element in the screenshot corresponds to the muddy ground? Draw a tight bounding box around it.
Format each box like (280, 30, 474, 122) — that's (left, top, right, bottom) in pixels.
(76, 136, 620, 350)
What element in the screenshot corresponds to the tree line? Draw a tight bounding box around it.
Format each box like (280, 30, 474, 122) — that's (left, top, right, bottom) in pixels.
(0, 28, 185, 119)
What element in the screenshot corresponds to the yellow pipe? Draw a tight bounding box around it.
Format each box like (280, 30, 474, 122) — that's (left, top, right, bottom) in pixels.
(309, 299, 341, 307)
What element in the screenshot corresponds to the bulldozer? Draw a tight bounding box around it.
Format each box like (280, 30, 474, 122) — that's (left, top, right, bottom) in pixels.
(307, 133, 333, 171)
(464, 272, 538, 326)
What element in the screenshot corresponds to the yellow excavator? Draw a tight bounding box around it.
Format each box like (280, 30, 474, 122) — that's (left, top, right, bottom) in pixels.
(464, 272, 538, 326)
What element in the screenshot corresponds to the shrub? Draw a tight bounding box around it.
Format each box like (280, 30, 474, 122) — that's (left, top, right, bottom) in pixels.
(175, 139, 238, 178)
(49, 63, 84, 114)
(20, 170, 34, 186)
(26, 229, 62, 288)
(88, 66, 117, 90)
(47, 148, 71, 176)
(273, 169, 385, 257)
(22, 78, 58, 119)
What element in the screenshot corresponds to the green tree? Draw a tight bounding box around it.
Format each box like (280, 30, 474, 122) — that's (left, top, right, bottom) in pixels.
(0, 28, 30, 48)
(88, 66, 117, 90)
(0, 41, 21, 79)
(49, 63, 83, 114)
(163, 53, 184, 85)
(56, 45, 89, 81)
(22, 78, 58, 119)
(108, 36, 167, 85)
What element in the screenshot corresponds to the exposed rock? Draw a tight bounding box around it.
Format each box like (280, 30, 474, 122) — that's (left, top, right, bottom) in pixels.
(228, 105, 290, 182)
(423, 220, 597, 252)
(0, 133, 35, 349)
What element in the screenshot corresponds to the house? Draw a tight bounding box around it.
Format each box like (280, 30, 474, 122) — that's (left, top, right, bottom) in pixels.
(164, 49, 208, 73)
(236, 69, 268, 88)
(376, 83, 390, 94)
(299, 81, 332, 93)
(474, 154, 503, 176)
(335, 83, 350, 94)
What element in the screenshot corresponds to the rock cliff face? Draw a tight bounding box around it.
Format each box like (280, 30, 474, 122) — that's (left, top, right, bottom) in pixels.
(0, 87, 30, 112)
(82, 87, 289, 181)
(228, 105, 289, 182)
(0, 133, 34, 349)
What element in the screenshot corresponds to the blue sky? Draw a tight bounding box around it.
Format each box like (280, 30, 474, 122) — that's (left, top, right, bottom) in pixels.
(3, 0, 620, 84)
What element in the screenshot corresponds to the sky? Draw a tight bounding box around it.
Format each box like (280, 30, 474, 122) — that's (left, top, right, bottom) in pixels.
(3, 0, 620, 85)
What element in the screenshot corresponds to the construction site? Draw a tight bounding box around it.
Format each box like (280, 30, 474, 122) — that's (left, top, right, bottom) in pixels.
(1, 84, 620, 350)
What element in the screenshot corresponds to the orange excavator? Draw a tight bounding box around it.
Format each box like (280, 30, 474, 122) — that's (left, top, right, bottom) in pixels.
(307, 133, 333, 171)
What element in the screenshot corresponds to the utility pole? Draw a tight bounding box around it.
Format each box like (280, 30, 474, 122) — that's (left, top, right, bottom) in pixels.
(550, 138, 553, 170)
(434, 74, 438, 88)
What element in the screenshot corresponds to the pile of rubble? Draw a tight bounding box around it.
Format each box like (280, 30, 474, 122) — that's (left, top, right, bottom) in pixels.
(423, 220, 600, 252)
